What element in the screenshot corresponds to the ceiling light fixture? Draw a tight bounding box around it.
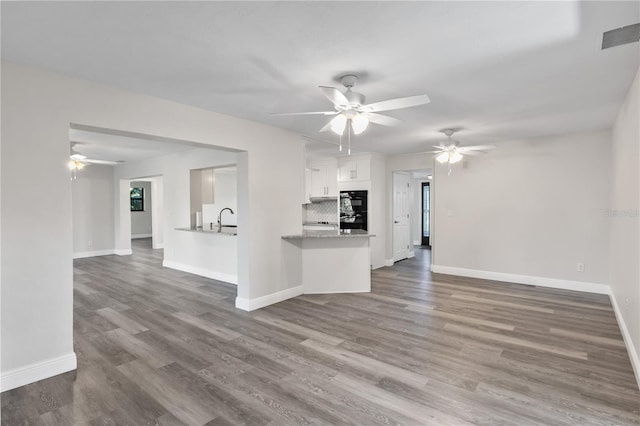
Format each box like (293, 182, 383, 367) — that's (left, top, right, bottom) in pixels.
(330, 112, 369, 136)
(449, 151, 463, 164)
(435, 152, 449, 164)
(68, 160, 85, 170)
(68, 159, 85, 180)
(351, 113, 369, 135)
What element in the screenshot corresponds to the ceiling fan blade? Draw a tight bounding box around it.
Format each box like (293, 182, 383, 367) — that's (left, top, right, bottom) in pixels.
(460, 150, 483, 156)
(362, 94, 430, 112)
(319, 86, 350, 108)
(366, 113, 402, 127)
(70, 153, 87, 161)
(319, 119, 333, 133)
(83, 158, 122, 165)
(458, 145, 496, 152)
(432, 145, 447, 150)
(272, 111, 337, 116)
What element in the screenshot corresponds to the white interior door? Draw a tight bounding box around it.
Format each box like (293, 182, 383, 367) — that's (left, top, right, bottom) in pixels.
(393, 172, 411, 262)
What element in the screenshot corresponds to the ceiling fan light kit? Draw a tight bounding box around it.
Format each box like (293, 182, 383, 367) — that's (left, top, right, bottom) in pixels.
(330, 110, 369, 136)
(435, 151, 463, 164)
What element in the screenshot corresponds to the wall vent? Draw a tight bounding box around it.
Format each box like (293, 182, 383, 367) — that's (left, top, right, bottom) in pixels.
(602, 23, 640, 50)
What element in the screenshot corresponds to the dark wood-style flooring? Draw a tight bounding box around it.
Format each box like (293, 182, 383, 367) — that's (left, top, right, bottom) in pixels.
(2, 239, 639, 425)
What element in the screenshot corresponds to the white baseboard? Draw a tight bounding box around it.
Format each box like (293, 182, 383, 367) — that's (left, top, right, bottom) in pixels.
(153, 243, 164, 249)
(162, 260, 238, 285)
(131, 234, 152, 239)
(430, 265, 610, 294)
(0, 352, 77, 392)
(408, 251, 415, 259)
(384, 258, 394, 267)
(304, 289, 369, 295)
(114, 249, 132, 256)
(609, 290, 640, 387)
(413, 239, 421, 246)
(235, 285, 304, 311)
(73, 249, 115, 259)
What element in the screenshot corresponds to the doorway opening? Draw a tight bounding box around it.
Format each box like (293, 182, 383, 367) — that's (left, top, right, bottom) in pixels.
(391, 169, 432, 263)
(422, 182, 430, 247)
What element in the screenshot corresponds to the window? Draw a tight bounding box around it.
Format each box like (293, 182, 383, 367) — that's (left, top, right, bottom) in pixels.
(130, 187, 144, 212)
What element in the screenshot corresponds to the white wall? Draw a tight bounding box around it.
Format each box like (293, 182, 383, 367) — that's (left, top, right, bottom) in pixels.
(115, 148, 239, 283)
(609, 68, 639, 383)
(71, 164, 115, 257)
(431, 129, 612, 289)
(130, 180, 152, 238)
(0, 61, 303, 391)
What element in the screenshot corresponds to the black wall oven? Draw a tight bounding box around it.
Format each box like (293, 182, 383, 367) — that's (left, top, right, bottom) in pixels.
(340, 190, 368, 231)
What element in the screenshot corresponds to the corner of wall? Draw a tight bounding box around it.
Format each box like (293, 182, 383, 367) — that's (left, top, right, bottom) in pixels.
(0, 352, 77, 393)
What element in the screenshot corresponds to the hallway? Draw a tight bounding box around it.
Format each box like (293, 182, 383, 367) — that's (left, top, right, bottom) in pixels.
(1, 244, 638, 425)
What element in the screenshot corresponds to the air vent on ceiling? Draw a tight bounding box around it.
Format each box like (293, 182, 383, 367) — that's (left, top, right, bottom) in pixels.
(602, 23, 640, 50)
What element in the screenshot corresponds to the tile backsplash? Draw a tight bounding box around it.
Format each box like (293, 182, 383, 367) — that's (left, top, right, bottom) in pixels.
(304, 200, 338, 223)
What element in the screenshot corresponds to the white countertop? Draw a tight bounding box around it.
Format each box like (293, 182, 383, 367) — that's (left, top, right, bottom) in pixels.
(282, 229, 375, 239)
(175, 226, 237, 236)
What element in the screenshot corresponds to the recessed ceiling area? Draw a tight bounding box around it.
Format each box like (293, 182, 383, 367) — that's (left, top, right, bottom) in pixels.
(69, 127, 230, 163)
(3, 1, 639, 156)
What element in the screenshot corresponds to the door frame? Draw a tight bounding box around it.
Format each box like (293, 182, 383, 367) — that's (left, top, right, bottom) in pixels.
(421, 181, 430, 247)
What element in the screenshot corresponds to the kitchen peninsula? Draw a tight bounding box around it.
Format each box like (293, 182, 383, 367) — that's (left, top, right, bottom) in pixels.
(282, 229, 375, 294)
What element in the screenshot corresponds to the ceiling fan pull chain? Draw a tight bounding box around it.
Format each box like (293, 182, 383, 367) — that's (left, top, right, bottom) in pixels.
(348, 120, 351, 155)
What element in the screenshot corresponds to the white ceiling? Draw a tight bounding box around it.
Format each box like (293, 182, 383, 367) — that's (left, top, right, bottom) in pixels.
(3, 2, 639, 156)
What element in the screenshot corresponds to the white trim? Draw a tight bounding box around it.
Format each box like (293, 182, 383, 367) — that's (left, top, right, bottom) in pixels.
(73, 249, 115, 259)
(408, 251, 415, 259)
(304, 289, 369, 295)
(114, 249, 132, 256)
(235, 285, 304, 311)
(384, 258, 394, 267)
(131, 233, 152, 239)
(609, 290, 640, 387)
(0, 352, 77, 392)
(430, 265, 610, 294)
(153, 242, 164, 249)
(162, 260, 237, 285)
(413, 239, 421, 246)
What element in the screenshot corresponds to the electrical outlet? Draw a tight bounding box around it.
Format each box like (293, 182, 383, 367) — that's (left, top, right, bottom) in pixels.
(576, 262, 585, 272)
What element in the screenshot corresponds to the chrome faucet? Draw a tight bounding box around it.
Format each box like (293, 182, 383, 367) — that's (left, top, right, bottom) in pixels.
(217, 207, 235, 232)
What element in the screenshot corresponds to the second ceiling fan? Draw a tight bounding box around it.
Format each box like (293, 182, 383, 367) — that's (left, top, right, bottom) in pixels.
(273, 74, 430, 141)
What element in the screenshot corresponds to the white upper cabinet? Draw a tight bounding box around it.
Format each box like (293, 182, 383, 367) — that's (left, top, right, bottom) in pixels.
(338, 158, 370, 182)
(308, 159, 338, 198)
(303, 168, 312, 204)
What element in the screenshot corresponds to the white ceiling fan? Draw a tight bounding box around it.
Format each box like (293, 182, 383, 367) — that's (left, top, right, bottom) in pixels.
(69, 142, 122, 179)
(273, 74, 430, 152)
(425, 129, 496, 174)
